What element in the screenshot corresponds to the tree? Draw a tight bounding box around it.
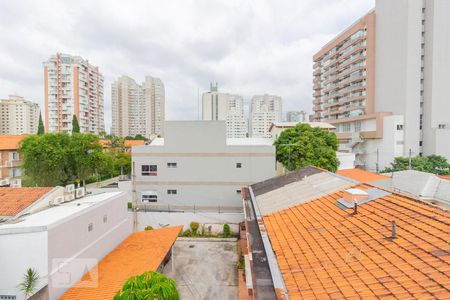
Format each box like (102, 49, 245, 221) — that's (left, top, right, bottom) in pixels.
(18, 268, 39, 299)
(37, 113, 45, 135)
(274, 123, 339, 172)
(72, 115, 80, 133)
(19, 133, 108, 186)
(382, 155, 450, 175)
(114, 271, 179, 300)
(125, 134, 148, 141)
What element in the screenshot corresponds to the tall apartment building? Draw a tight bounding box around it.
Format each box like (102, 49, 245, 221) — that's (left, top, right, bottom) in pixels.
(312, 0, 450, 171)
(286, 110, 308, 122)
(250, 94, 282, 138)
(111, 75, 165, 138)
(44, 53, 104, 134)
(202, 83, 247, 138)
(0, 95, 40, 134)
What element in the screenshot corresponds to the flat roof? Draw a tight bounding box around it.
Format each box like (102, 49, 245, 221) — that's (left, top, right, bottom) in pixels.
(0, 192, 122, 233)
(60, 226, 182, 300)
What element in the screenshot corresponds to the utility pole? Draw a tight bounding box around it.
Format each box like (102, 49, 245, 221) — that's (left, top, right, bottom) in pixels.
(408, 148, 412, 170)
(376, 148, 379, 173)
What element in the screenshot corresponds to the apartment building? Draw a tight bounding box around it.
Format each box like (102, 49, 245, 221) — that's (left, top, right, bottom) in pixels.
(43, 53, 105, 134)
(202, 83, 247, 138)
(286, 110, 307, 122)
(0, 135, 28, 187)
(250, 94, 282, 138)
(132, 121, 276, 210)
(111, 75, 165, 138)
(312, 0, 450, 171)
(0, 95, 40, 135)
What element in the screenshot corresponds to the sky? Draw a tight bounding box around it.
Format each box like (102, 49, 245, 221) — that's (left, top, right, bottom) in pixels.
(0, 0, 374, 132)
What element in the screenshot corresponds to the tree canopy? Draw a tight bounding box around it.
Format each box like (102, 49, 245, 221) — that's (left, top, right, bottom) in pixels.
(274, 123, 339, 172)
(114, 271, 179, 300)
(72, 115, 80, 133)
(382, 154, 450, 175)
(37, 113, 45, 135)
(125, 134, 148, 141)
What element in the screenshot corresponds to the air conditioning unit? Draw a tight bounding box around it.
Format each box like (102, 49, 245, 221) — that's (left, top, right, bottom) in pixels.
(0, 179, 9, 186)
(65, 184, 75, 193)
(54, 196, 64, 204)
(64, 193, 75, 202)
(75, 188, 85, 198)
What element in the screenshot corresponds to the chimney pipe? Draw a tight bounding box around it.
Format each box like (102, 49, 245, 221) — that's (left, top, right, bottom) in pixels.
(391, 221, 396, 239)
(353, 202, 358, 215)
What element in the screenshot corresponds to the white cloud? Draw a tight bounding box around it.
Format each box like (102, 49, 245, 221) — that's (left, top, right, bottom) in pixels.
(0, 0, 374, 131)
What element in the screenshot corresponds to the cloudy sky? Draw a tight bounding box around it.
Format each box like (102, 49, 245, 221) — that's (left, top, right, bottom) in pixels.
(0, 0, 374, 131)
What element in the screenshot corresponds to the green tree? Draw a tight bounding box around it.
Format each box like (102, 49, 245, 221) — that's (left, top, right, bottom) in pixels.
(382, 155, 450, 175)
(18, 268, 39, 299)
(37, 113, 45, 135)
(114, 271, 179, 300)
(274, 123, 339, 172)
(19, 133, 108, 186)
(113, 152, 132, 175)
(125, 134, 148, 141)
(72, 115, 80, 133)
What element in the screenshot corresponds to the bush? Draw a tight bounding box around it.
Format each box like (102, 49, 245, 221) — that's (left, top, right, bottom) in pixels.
(223, 224, 231, 237)
(144, 226, 153, 231)
(190, 222, 199, 234)
(127, 202, 132, 209)
(182, 229, 192, 237)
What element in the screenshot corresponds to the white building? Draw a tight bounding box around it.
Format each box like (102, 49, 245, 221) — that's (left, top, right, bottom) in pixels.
(111, 75, 165, 138)
(132, 121, 276, 209)
(0, 95, 40, 135)
(202, 83, 247, 138)
(0, 192, 131, 300)
(43, 53, 104, 134)
(250, 94, 282, 138)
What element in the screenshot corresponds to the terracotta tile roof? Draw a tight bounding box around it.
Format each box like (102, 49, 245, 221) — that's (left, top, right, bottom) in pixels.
(60, 226, 182, 300)
(124, 140, 145, 147)
(0, 187, 53, 217)
(0, 135, 28, 150)
(263, 184, 450, 299)
(337, 168, 388, 183)
(439, 175, 450, 181)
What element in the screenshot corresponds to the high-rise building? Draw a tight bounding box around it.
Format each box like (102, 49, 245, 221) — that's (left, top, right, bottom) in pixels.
(312, 0, 450, 171)
(0, 95, 40, 134)
(286, 110, 308, 122)
(202, 83, 247, 138)
(111, 75, 165, 138)
(43, 53, 104, 134)
(250, 94, 282, 138)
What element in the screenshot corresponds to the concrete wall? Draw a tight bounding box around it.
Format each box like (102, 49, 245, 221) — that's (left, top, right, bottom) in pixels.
(0, 231, 48, 300)
(47, 192, 132, 299)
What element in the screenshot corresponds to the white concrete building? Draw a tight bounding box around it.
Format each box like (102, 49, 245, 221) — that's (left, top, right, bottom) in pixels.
(250, 94, 282, 138)
(0, 192, 131, 300)
(43, 53, 104, 134)
(0, 95, 40, 135)
(111, 75, 165, 138)
(132, 121, 276, 209)
(202, 83, 247, 138)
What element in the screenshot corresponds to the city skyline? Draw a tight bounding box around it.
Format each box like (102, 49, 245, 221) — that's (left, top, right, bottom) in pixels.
(0, 0, 374, 132)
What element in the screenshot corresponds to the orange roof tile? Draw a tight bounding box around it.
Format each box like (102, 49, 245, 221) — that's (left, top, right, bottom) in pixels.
(263, 184, 450, 299)
(98, 139, 110, 148)
(60, 226, 182, 300)
(439, 175, 450, 181)
(0, 135, 28, 150)
(124, 140, 145, 147)
(337, 168, 388, 183)
(0, 187, 53, 217)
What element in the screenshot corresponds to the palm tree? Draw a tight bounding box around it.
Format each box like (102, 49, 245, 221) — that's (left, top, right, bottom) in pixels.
(18, 268, 39, 299)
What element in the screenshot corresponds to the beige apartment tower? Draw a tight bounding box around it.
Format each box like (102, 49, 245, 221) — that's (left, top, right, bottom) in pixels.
(43, 53, 104, 133)
(111, 76, 165, 138)
(0, 95, 40, 134)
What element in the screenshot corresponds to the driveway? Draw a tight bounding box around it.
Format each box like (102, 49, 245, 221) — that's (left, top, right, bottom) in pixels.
(163, 238, 238, 300)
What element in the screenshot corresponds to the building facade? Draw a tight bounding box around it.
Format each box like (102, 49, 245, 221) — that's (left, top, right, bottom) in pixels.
(202, 83, 247, 138)
(0, 135, 28, 187)
(111, 75, 165, 138)
(312, 0, 450, 171)
(132, 121, 276, 209)
(0, 95, 40, 135)
(44, 53, 104, 134)
(286, 110, 307, 122)
(250, 94, 282, 138)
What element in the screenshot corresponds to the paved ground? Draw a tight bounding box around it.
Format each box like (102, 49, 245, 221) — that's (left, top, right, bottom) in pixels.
(163, 239, 239, 300)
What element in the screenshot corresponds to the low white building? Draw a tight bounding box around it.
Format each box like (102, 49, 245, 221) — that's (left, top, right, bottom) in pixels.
(132, 121, 276, 210)
(0, 191, 131, 300)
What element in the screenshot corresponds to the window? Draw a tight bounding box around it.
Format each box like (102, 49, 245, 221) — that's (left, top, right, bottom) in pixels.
(103, 215, 107, 223)
(342, 123, 351, 132)
(397, 124, 404, 130)
(236, 163, 242, 168)
(438, 124, 447, 129)
(167, 162, 177, 168)
(354, 121, 361, 132)
(236, 189, 242, 194)
(88, 223, 93, 232)
(142, 165, 157, 176)
(141, 191, 158, 202)
(167, 189, 177, 195)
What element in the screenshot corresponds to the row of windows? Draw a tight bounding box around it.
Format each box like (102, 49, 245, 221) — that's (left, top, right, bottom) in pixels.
(141, 162, 243, 176)
(141, 189, 242, 202)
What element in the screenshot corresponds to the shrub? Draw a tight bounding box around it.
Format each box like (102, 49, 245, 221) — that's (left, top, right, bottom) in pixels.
(223, 224, 231, 237)
(190, 222, 199, 234)
(144, 226, 153, 231)
(182, 229, 192, 237)
(127, 202, 132, 209)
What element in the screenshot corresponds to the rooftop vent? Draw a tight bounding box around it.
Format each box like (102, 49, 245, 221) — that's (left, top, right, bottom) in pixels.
(337, 187, 391, 209)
